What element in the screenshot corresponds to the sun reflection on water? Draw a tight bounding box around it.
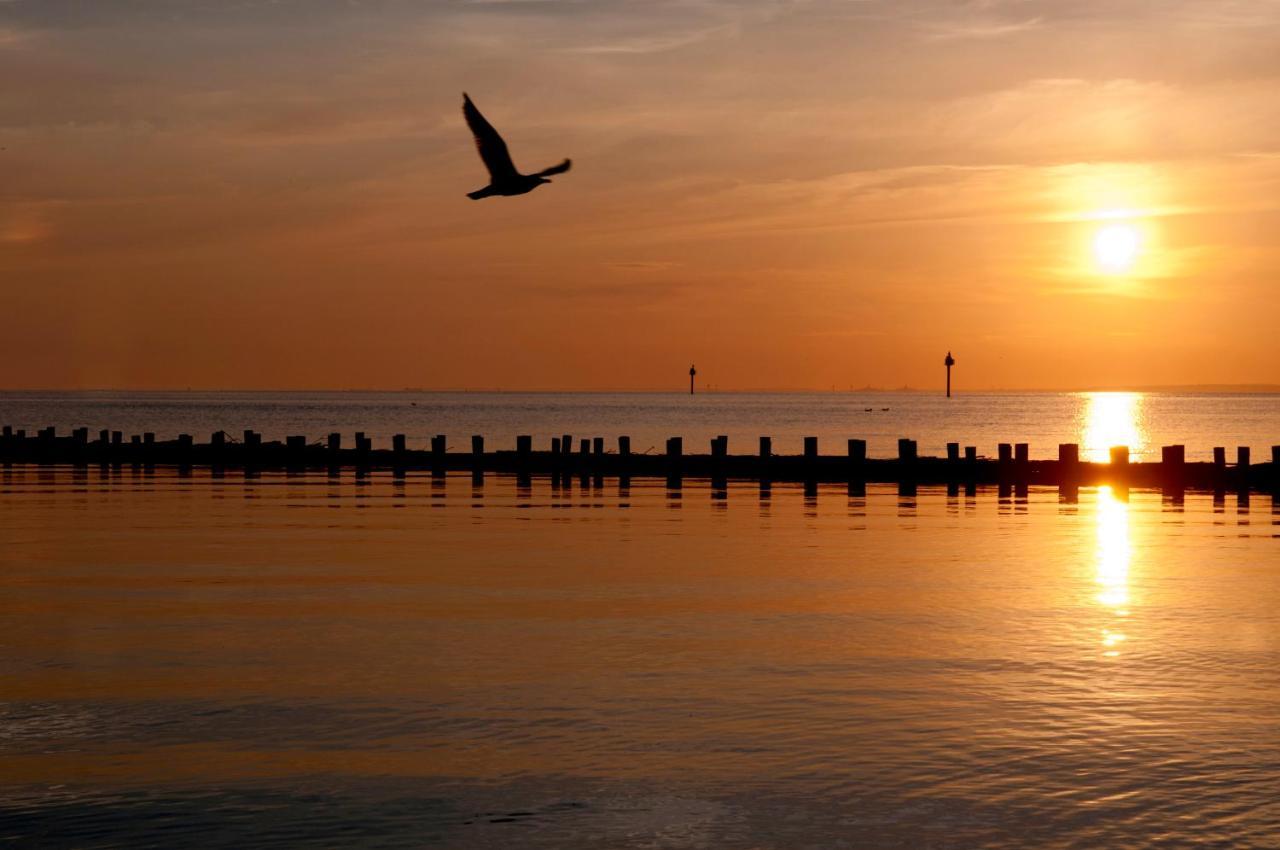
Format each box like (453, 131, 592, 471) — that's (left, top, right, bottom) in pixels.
(1081, 392, 1146, 462)
(1095, 485, 1131, 656)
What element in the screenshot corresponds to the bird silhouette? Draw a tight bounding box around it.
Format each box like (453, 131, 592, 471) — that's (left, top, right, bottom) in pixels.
(462, 93, 571, 200)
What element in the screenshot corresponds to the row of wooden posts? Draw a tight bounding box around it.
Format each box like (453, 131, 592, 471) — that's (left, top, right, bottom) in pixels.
(1, 425, 1277, 491)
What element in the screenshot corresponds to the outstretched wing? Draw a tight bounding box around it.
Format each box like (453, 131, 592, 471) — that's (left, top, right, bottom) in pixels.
(462, 93, 518, 181)
(531, 158, 571, 179)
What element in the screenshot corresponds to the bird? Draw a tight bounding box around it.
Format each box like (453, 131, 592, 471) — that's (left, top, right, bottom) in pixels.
(462, 93, 571, 200)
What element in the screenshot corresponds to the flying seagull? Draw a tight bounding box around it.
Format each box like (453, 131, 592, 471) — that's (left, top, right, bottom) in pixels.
(462, 93, 571, 200)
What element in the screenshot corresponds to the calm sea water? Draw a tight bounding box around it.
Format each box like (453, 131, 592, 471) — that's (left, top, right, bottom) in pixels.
(2, 468, 1279, 848)
(1, 390, 1278, 461)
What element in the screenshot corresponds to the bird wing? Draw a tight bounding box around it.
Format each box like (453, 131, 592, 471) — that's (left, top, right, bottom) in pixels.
(530, 158, 572, 179)
(529, 159, 570, 179)
(462, 93, 518, 181)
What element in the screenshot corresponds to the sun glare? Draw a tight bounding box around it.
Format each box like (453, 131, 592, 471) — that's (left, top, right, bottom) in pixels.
(1092, 222, 1141, 273)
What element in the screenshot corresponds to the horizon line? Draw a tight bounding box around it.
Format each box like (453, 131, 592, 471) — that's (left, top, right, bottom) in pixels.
(3, 384, 1279, 395)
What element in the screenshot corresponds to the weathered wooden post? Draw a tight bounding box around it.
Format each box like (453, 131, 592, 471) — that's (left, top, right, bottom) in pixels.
(472, 435, 485, 472)
(758, 437, 772, 486)
(36, 426, 54, 463)
(176, 434, 193, 470)
(1014, 443, 1029, 487)
(1161, 445, 1185, 493)
(242, 430, 260, 471)
(1272, 446, 1280, 492)
(1237, 446, 1250, 492)
(550, 436, 562, 480)
(593, 437, 605, 481)
(390, 433, 406, 478)
(997, 443, 1012, 484)
(69, 427, 88, 466)
(898, 438, 917, 495)
(617, 436, 631, 480)
(1110, 445, 1129, 482)
(943, 442, 960, 496)
(1213, 446, 1227, 491)
(431, 434, 446, 476)
(512, 434, 530, 485)
(848, 438, 866, 496)
(803, 436, 818, 485)
(710, 435, 728, 488)
(666, 437, 683, 486)
(964, 445, 977, 492)
(285, 435, 306, 471)
(1057, 443, 1079, 502)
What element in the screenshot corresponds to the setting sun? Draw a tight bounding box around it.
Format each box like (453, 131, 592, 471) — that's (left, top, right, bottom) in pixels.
(1092, 222, 1142, 273)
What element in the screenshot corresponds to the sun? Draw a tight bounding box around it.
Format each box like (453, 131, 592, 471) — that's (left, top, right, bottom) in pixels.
(1092, 222, 1141, 274)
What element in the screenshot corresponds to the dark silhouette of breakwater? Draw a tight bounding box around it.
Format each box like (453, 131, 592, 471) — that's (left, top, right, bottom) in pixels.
(2, 426, 1277, 494)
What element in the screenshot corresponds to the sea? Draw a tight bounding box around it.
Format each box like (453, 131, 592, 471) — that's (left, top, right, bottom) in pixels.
(2, 391, 1280, 848)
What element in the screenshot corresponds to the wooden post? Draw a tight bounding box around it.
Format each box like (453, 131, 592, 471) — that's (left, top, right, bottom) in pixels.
(618, 436, 631, 480)
(666, 437, 683, 484)
(393, 434, 407, 454)
(1161, 445, 1185, 490)
(516, 435, 532, 461)
(847, 438, 866, 495)
(431, 434, 446, 476)
(848, 439, 866, 477)
(1271, 445, 1280, 491)
(710, 435, 727, 484)
(1237, 446, 1250, 491)
(286, 435, 305, 468)
(1014, 442, 1029, 485)
(997, 443, 1012, 483)
(898, 439, 917, 487)
(803, 436, 818, 482)
(1110, 445, 1129, 486)
(1058, 443, 1079, 484)
(472, 435, 485, 471)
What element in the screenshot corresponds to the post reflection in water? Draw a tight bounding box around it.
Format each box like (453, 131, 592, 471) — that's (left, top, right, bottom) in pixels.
(1081, 391, 1147, 462)
(1095, 485, 1131, 657)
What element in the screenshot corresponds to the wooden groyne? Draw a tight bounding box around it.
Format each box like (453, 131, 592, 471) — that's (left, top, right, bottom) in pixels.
(1, 427, 1278, 493)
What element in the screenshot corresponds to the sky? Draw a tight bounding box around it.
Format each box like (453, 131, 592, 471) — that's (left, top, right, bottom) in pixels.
(2, 0, 1279, 391)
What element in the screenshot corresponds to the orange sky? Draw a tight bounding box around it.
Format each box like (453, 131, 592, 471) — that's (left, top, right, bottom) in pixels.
(2, 1, 1278, 390)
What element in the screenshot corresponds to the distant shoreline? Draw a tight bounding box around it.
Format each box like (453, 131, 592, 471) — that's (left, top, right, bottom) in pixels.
(2, 386, 1279, 395)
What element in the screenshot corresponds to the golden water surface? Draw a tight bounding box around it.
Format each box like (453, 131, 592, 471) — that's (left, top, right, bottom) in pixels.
(2, 467, 1279, 848)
